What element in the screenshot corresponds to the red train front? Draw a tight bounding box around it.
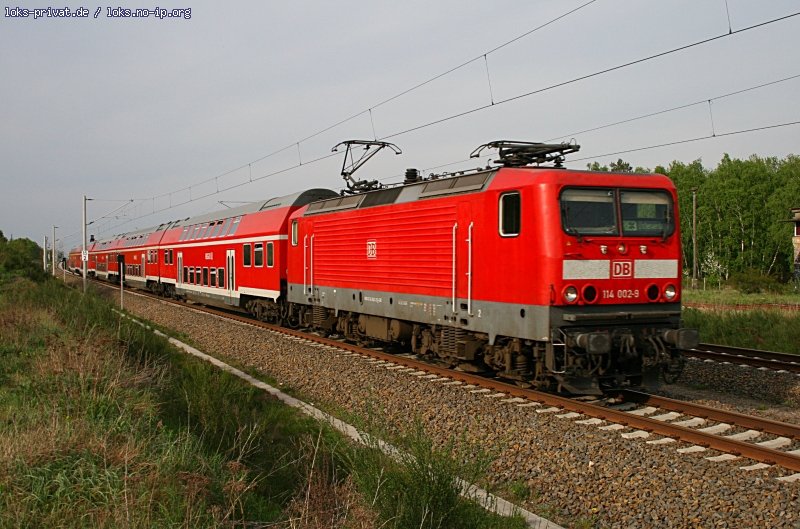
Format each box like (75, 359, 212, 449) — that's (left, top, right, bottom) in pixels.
(286, 142, 698, 393)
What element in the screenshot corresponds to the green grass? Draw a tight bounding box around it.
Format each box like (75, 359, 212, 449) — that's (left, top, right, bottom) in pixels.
(683, 283, 800, 305)
(682, 307, 800, 354)
(0, 276, 533, 528)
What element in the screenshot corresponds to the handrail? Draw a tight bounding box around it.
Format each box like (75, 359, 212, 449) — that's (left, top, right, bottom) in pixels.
(452, 223, 458, 313)
(303, 235, 308, 293)
(467, 222, 474, 315)
(310, 234, 315, 299)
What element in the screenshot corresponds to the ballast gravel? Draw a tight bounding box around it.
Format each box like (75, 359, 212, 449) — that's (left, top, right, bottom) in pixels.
(117, 293, 799, 529)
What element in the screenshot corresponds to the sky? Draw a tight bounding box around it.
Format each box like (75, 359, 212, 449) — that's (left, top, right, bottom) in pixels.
(1, 0, 799, 252)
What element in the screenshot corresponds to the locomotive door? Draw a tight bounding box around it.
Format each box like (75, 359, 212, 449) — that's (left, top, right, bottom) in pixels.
(455, 202, 474, 316)
(226, 249, 236, 305)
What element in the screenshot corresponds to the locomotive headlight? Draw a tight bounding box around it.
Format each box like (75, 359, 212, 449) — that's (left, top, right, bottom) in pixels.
(664, 284, 677, 300)
(564, 286, 579, 303)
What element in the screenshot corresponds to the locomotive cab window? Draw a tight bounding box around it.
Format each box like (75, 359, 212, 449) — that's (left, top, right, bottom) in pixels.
(620, 190, 674, 237)
(560, 188, 675, 238)
(499, 192, 521, 237)
(560, 188, 617, 236)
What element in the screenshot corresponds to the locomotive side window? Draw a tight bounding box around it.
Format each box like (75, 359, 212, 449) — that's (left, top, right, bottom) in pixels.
(254, 243, 264, 267)
(620, 190, 674, 237)
(266, 242, 274, 268)
(243, 243, 252, 267)
(291, 220, 298, 246)
(560, 188, 617, 235)
(499, 192, 521, 237)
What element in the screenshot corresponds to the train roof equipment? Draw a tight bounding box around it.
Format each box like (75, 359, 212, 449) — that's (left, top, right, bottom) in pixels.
(332, 139, 402, 195)
(470, 140, 580, 168)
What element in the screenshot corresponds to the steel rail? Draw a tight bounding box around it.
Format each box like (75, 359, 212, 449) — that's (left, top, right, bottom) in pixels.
(685, 343, 800, 373)
(618, 390, 800, 439)
(148, 299, 800, 472)
(69, 275, 800, 472)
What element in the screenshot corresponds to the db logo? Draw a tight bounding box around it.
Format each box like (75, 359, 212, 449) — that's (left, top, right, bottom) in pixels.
(366, 240, 377, 259)
(612, 260, 633, 278)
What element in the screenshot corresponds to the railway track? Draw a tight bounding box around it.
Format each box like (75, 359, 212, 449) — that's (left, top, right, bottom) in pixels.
(685, 301, 800, 312)
(69, 273, 800, 478)
(685, 343, 800, 374)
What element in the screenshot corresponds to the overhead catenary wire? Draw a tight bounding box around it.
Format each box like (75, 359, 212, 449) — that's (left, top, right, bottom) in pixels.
(378, 11, 800, 140)
(121, 0, 599, 207)
(377, 71, 800, 183)
(72, 8, 800, 244)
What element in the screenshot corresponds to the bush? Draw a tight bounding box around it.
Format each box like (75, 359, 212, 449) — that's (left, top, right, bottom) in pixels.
(0, 235, 47, 282)
(730, 269, 782, 294)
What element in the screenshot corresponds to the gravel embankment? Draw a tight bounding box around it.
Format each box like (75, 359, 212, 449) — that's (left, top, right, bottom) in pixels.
(114, 291, 799, 529)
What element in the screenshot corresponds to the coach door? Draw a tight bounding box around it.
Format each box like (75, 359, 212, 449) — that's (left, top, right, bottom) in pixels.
(455, 202, 474, 316)
(141, 252, 146, 279)
(177, 252, 183, 287)
(226, 249, 236, 305)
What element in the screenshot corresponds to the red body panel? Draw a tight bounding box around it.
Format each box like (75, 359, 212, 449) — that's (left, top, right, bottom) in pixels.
(287, 167, 681, 309)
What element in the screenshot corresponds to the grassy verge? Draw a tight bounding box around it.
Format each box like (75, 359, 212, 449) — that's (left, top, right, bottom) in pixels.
(682, 307, 800, 354)
(683, 286, 800, 354)
(0, 276, 530, 528)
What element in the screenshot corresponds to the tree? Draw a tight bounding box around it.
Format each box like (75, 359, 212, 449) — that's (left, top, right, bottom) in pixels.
(667, 154, 800, 283)
(0, 235, 46, 281)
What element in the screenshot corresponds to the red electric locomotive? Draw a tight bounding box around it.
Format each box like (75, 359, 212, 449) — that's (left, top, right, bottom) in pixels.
(283, 141, 697, 393)
(82, 141, 697, 394)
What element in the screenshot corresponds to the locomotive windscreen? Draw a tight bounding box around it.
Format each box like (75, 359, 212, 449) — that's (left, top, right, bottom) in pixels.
(620, 190, 674, 237)
(560, 188, 616, 235)
(560, 188, 674, 237)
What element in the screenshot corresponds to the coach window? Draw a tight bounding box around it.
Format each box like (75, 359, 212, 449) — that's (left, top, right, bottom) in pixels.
(210, 268, 217, 287)
(499, 192, 521, 237)
(183, 267, 188, 283)
(267, 242, 274, 268)
(291, 220, 298, 246)
(243, 243, 252, 267)
(210, 220, 223, 238)
(254, 243, 264, 267)
(189, 267, 195, 284)
(228, 216, 242, 236)
(180, 227, 189, 241)
(169, 249, 174, 264)
(217, 267, 225, 288)
(219, 218, 232, 237)
(203, 268, 209, 286)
